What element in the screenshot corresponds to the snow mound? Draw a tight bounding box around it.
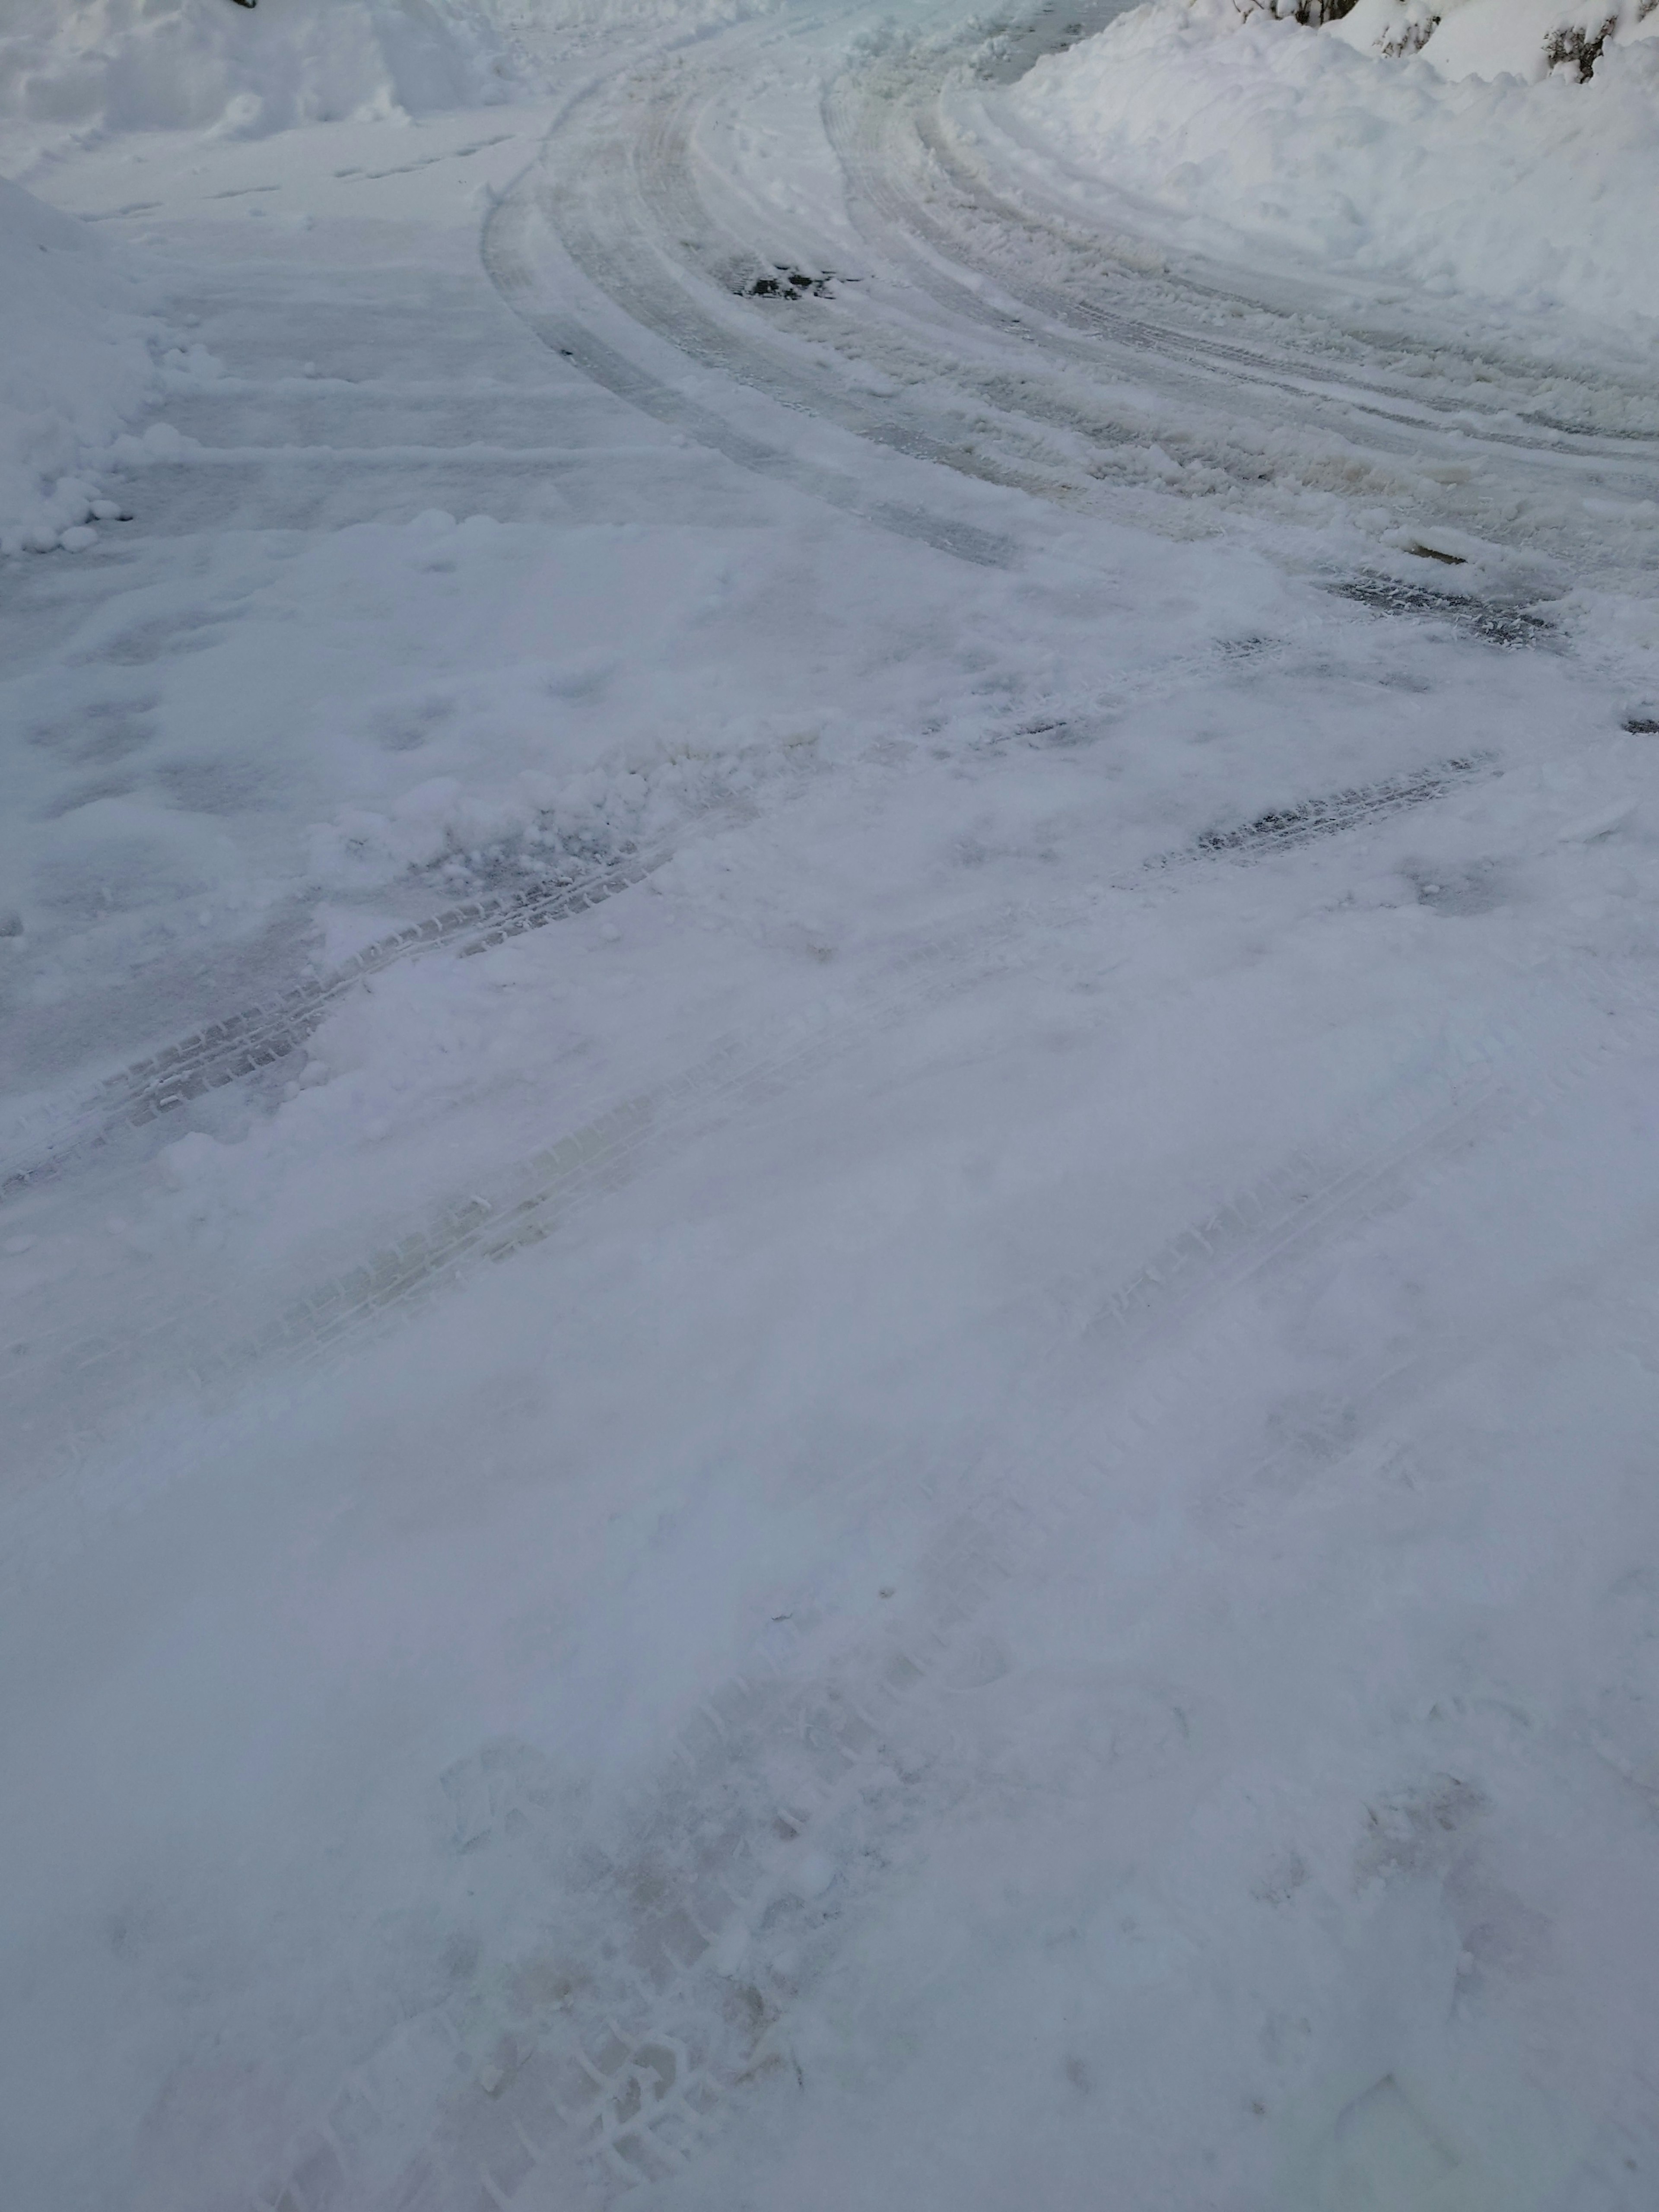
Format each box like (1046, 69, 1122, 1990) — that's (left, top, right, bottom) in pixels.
(0, 174, 157, 551)
(1006, 0, 1659, 333)
(1329, 0, 1659, 82)
(0, 0, 537, 145)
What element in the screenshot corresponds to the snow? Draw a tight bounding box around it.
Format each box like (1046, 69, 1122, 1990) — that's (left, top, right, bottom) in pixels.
(0, 172, 159, 546)
(1334, 0, 1659, 81)
(4, 2, 1659, 2210)
(1003, 0, 1659, 334)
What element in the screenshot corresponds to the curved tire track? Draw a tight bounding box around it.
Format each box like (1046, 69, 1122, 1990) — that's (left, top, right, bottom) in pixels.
(480, 109, 1021, 569)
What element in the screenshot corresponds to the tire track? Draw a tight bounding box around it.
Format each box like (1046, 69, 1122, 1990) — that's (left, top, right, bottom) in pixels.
(1145, 752, 1491, 870)
(1326, 572, 1558, 648)
(480, 111, 1021, 570)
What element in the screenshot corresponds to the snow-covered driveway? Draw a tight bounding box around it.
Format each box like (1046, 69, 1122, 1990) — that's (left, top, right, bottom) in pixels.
(4, 4, 1659, 2208)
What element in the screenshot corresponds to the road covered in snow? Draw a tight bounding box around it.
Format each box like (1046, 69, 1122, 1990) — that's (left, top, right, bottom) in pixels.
(3, 2, 1659, 2207)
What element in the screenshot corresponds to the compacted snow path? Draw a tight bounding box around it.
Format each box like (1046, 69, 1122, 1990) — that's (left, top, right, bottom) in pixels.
(5, 7, 1659, 2211)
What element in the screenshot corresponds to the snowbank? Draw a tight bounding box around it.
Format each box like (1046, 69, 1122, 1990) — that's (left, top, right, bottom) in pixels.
(0, 174, 157, 550)
(1331, 0, 1659, 82)
(1006, 0, 1659, 333)
(0, 0, 537, 145)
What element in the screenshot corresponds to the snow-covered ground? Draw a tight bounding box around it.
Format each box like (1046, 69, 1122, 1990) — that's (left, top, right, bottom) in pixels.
(4, 3, 1659, 2210)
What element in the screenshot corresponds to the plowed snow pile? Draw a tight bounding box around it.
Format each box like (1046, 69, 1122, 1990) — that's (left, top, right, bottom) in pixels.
(0, 0, 535, 146)
(0, 174, 156, 548)
(1003, 0, 1659, 333)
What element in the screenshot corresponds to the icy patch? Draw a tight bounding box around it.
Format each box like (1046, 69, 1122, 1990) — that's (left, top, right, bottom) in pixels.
(1007, 0, 1659, 332)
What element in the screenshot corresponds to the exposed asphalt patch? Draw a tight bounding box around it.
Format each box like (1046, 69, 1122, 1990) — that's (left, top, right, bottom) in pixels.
(741, 266, 846, 301)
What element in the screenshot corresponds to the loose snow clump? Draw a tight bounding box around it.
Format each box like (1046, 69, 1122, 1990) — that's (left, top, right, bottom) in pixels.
(0, 174, 156, 551)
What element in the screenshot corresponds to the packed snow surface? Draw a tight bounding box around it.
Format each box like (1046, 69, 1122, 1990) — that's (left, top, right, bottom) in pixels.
(1005, 0, 1659, 331)
(3, 2, 1659, 2210)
